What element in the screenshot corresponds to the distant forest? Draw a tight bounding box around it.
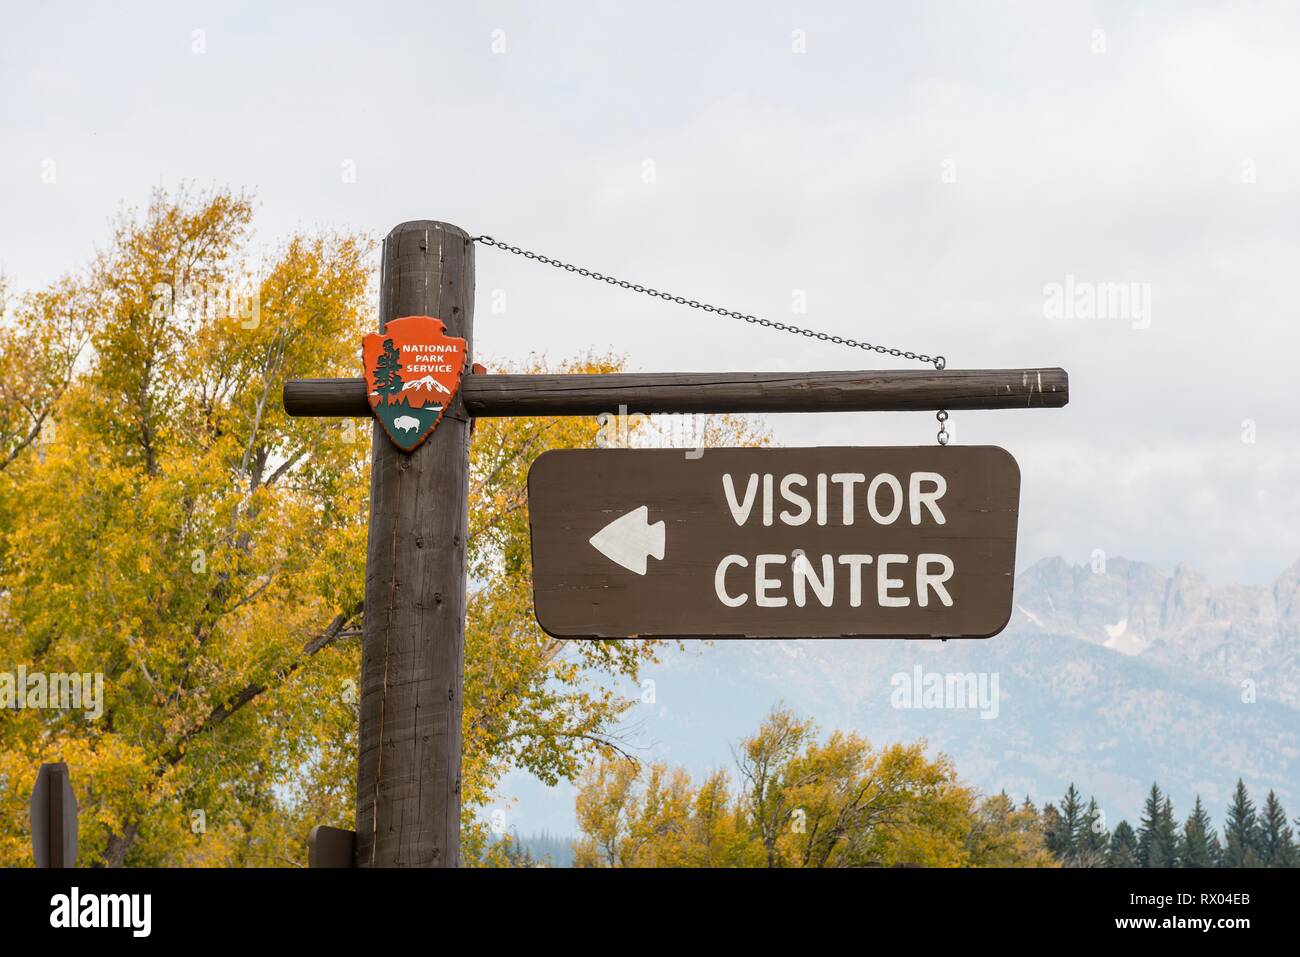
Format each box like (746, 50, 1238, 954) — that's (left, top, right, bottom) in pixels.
(1039, 779, 1296, 868)
(504, 779, 1296, 869)
(499, 830, 575, 868)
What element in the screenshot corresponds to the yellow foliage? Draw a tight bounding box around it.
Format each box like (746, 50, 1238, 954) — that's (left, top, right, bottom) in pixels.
(573, 706, 1054, 868)
(0, 187, 768, 867)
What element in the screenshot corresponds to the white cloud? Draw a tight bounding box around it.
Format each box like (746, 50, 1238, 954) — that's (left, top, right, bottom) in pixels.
(2, 1, 1297, 584)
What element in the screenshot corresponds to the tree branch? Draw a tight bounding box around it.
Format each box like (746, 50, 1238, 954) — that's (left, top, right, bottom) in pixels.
(160, 600, 362, 766)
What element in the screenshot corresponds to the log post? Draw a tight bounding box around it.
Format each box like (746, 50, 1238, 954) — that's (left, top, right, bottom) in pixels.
(30, 762, 78, 868)
(284, 367, 1070, 418)
(355, 222, 473, 867)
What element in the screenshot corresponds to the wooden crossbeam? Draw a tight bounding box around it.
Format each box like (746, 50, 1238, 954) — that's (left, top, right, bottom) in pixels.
(284, 367, 1068, 418)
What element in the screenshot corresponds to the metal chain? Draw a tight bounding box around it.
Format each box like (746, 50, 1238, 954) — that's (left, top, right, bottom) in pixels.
(936, 410, 950, 446)
(473, 236, 946, 370)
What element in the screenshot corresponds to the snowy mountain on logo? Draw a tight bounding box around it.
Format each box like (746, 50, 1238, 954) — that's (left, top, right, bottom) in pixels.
(403, 374, 452, 395)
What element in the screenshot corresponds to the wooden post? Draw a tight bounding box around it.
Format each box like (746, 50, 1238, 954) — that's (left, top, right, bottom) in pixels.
(356, 222, 474, 867)
(30, 762, 78, 868)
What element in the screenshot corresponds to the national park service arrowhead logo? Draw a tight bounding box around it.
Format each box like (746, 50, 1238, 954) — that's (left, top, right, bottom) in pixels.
(363, 315, 467, 452)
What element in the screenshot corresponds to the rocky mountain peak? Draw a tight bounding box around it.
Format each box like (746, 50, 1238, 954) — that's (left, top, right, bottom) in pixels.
(1014, 556, 1300, 706)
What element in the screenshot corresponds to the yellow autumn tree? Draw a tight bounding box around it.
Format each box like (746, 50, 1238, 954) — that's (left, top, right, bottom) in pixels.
(573, 706, 1049, 868)
(573, 759, 761, 867)
(964, 792, 1058, 867)
(0, 188, 371, 866)
(0, 187, 765, 866)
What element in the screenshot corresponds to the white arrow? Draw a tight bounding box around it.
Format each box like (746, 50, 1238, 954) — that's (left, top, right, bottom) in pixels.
(589, 506, 665, 576)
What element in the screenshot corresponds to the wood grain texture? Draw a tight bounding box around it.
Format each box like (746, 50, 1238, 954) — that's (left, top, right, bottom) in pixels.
(355, 222, 472, 868)
(30, 762, 77, 868)
(529, 447, 1020, 639)
(286, 367, 1068, 417)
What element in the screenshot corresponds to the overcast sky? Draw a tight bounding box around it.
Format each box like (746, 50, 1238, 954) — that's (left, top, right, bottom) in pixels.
(4, 1, 1298, 585)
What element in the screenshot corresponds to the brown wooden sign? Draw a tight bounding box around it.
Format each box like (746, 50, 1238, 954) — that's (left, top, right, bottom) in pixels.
(528, 446, 1020, 639)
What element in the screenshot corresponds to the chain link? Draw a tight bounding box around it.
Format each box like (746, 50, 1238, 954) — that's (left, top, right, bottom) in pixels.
(936, 410, 950, 446)
(473, 236, 946, 370)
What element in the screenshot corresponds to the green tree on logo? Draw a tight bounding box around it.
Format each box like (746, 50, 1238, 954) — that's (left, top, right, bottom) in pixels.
(372, 338, 403, 401)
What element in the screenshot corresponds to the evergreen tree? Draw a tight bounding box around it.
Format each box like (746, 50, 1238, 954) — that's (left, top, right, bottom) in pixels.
(1108, 820, 1139, 868)
(1136, 784, 1165, 867)
(1156, 797, 1180, 867)
(1179, 795, 1220, 868)
(1074, 798, 1109, 866)
(1041, 803, 1067, 861)
(372, 337, 403, 398)
(1222, 779, 1262, 868)
(1053, 784, 1086, 863)
(1259, 791, 1297, 868)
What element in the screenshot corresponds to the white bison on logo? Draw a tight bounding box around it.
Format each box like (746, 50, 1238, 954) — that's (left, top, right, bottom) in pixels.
(393, 415, 421, 432)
